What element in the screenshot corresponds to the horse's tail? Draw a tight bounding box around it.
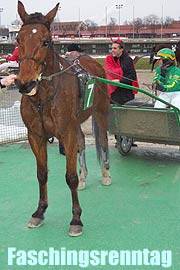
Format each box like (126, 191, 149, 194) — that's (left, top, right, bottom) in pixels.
(92, 117, 102, 164)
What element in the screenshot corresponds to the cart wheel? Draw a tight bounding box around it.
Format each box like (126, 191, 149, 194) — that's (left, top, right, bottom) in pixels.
(116, 135, 133, 155)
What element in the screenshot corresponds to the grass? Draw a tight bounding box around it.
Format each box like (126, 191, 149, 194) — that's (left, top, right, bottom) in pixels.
(96, 57, 157, 70)
(135, 58, 151, 70)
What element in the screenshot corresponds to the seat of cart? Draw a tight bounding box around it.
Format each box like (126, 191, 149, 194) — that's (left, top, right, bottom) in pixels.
(108, 102, 180, 145)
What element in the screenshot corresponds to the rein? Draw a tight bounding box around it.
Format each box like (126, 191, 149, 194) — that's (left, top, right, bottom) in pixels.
(40, 60, 79, 81)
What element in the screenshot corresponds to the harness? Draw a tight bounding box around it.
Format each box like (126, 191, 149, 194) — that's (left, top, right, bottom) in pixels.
(28, 55, 90, 142)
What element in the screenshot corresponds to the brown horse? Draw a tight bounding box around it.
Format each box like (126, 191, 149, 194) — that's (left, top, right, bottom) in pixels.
(149, 42, 180, 71)
(16, 1, 111, 236)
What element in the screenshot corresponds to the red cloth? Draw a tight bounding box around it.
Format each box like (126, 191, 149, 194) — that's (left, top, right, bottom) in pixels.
(105, 54, 123, 96)
(105, 54, 138, 96)
(6, 47, 18, 62)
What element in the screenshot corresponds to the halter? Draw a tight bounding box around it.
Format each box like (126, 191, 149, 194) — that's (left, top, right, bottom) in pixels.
(18, 56, 46, 66)
(18, 37, 53, 68)
(18, 17, 53, 68)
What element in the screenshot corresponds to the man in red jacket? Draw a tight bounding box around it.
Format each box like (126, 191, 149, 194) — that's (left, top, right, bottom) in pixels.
(105, 38, 139, 104)
(0, 40, 18, 72)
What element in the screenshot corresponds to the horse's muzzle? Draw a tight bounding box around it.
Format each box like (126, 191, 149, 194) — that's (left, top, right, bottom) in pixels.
(15, 79, 38, 96)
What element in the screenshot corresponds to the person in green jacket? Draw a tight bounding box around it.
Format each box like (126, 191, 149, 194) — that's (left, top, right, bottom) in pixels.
(153, 48, 180, 109)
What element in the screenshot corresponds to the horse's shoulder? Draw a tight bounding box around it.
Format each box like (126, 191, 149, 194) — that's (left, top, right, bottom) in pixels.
(79, 55, 100, 65)
(79, 54, 92, 61)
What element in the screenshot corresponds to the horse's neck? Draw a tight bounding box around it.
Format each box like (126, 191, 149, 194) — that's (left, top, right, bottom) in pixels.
(44, 49, 59, 73)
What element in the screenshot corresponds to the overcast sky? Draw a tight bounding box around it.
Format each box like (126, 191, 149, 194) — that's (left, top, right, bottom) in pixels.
(0, 0, 179, 27)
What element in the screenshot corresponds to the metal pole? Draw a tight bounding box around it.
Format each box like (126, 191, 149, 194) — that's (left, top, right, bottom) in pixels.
(133, 6, 135, 39)
(160, 5, 163, 39)
(105, 6, 108, 39)
(118, 7, 120, 36)
(0, 8, 3, 39)
(78, 8, 81, 39)
(115, 4, 123, 37)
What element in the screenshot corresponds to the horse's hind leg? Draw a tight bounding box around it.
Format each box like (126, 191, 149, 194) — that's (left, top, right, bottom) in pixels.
(27, 134, 48, 228)
(63, 131, 83, 236)
(77, 126, 88, 190)
(93, 117, 111, 186)
(101, 144, 111, 186)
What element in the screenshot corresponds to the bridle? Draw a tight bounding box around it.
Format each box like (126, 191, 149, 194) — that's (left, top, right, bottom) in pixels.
(18, 56, 46, 66)
(18, 38, 53, 69)
(18, 19, 53, 70)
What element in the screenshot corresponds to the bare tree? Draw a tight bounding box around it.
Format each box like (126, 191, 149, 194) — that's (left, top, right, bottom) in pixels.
(143, 14, 159, 35)
(84, 19, 98, 28)
(11, 19, 22, 26)
(163, 16, 174, 27)
(77, 22, 86, 37)
(107, 17, 117, 36)
(132, 17, 144, 35)
(84, 19, 98, 36)
(108, 17, 117, 26)
(143, 14, 160, 25)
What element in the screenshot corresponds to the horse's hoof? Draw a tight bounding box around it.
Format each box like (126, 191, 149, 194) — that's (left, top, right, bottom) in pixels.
(78, 180, 86, 190)
(27, 217, 44, 228)
(102, 176, 111, 186)
(68, 225, 83, 237)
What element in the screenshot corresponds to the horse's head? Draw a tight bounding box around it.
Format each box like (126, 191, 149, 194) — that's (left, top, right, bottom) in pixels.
(16, 1, 59, 96)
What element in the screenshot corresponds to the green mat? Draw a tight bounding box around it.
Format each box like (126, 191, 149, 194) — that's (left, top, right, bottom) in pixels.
(0, 143, 180, 270)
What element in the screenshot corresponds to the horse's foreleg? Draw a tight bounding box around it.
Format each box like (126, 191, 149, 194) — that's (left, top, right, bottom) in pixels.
(64, 132, 83, 236)
(77, 126, 88, 190)
(27, 133, 48, 228)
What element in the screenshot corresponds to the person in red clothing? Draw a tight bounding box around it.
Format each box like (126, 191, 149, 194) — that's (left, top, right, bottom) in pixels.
(105, 38, 139, 104)
(0, 40, 19, 72)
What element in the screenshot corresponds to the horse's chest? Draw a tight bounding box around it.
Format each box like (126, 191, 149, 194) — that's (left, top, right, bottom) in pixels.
(21, 101, 55, 135)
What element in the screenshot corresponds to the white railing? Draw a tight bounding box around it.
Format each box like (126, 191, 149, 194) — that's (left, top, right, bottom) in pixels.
(0, 88, 27, 144)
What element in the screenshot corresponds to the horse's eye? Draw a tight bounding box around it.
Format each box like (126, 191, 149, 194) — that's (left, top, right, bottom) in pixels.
(42, 41, 49, 47)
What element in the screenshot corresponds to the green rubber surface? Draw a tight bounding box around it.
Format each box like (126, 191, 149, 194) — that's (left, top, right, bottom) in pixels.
(0, 143, 180, 270)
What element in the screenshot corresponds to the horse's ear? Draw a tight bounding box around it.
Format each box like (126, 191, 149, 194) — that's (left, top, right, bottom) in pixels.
(18, 1, 29, 23)
(45, 3, 60, 24)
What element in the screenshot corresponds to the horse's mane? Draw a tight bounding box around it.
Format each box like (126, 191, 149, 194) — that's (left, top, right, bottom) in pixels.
(22, 12, 50, 30)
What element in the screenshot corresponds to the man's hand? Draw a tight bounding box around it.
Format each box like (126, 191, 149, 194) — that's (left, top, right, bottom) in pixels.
(0, 74, 17, 86)
(154, 82, 164, 92)
(112, 79, 119, 82)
